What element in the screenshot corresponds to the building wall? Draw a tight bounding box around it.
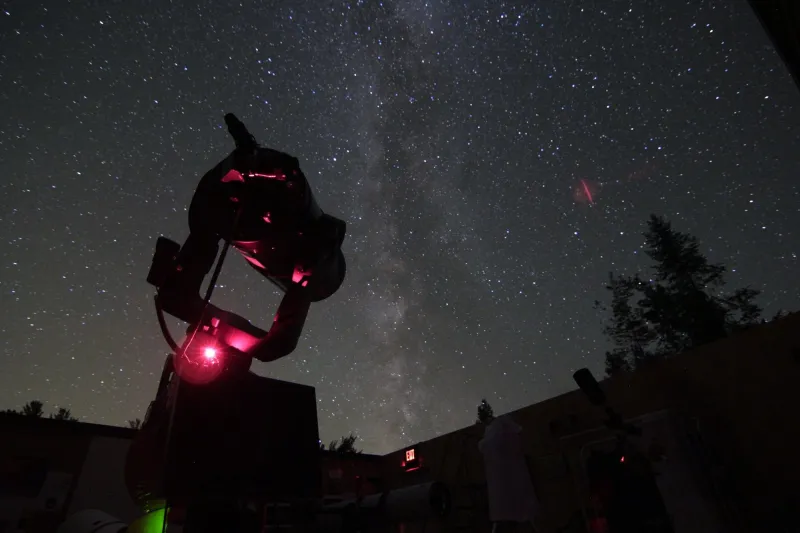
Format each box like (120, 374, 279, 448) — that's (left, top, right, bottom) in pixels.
(67, 435, 140, 523)
(320, 453, 385, 498)
(0, 418, 139, 533)
(383, 313, 800, 532)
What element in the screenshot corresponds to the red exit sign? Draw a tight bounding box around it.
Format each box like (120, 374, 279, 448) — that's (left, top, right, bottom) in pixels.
(401, 448, 421, 472)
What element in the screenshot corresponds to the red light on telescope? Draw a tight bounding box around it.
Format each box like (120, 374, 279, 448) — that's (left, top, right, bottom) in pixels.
(221, 169, 245, 183)
(248, 171, 286, 181)
(174, 334, 225, 385)
(619, 455, 625, 463)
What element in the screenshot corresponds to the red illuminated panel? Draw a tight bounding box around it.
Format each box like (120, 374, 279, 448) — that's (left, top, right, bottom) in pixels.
(402, 448, 421, 472)
(243, 255, 267, 270)
(218, 327, 260, 353)
(222, 169, 245, 183)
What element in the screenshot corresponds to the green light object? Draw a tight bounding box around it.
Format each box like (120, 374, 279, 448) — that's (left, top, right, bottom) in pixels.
(128, 507, 167, 533)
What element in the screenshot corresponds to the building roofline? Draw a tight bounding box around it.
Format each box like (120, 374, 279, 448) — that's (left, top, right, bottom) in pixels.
(0, 412, 138, 440)
(319, 449, 384, 461)
(0, 413, 391, 459)
(379, 312, 800, 456)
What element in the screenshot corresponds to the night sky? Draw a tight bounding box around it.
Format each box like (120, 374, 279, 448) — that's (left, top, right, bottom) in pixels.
(1, 1, 798, 454)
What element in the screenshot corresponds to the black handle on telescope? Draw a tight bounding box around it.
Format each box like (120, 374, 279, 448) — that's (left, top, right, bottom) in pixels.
(224, 113, 258, 151)
(573, 367, 642, 436)
(573, 368, 606, 406)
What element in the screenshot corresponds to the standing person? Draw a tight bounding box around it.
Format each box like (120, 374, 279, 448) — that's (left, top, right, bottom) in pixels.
(479, 412, 541, 533)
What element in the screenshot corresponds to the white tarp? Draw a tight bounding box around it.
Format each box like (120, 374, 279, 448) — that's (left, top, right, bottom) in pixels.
(478, 415, 540, 523)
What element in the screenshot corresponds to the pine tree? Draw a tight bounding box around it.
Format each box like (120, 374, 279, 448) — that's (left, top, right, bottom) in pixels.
(325, 433, 361, 454)
(21, 401, 45, 417)
(128, 418, 143, 429)
(599, 215, 763, 375)
(476, 399, 494, 424)
(50, 407, 78, 421)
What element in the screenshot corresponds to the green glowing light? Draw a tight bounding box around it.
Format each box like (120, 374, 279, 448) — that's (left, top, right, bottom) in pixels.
(128, 507, 167, 533)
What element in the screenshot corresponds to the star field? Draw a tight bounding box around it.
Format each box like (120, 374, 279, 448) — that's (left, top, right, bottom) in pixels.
(1, 0, 798, 453)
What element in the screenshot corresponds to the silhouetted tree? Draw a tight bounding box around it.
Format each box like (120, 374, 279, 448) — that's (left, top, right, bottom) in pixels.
(21, 401, 45, 417)
(128, 418, 143, 429)
(50, 407, 78, 421)
(325, 433, 361, 454)
(3, 402, 80, 420)
(597, 215, 763, 376)
(477, 399, 494, 424)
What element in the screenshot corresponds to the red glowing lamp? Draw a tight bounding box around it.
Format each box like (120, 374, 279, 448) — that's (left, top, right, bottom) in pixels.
(174, 333, 225, 385)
